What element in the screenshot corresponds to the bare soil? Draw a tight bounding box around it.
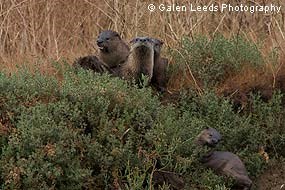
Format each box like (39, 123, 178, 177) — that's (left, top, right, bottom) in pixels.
(255, 160, 285, 190)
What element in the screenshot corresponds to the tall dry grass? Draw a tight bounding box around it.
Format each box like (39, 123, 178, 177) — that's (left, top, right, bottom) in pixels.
(0, 0, 285, 73)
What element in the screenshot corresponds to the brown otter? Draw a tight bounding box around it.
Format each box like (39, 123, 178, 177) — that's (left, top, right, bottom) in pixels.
(97, 30, 130, 70)
(195, 127, 222, 147)
(195, 128, 252, 189)
(73, 30, 129, 74)
(201, 151, 252, 190)
(120, 37, 155, 84)
(150, 38, 169, 92)
(73, 55, 109, 74)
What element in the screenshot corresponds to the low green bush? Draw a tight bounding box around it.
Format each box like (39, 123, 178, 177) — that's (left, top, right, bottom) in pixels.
(170, 35, 264, 87)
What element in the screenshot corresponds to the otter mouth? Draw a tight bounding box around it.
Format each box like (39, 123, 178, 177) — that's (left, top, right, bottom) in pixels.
(138, 42, 149, 47)
(207, 142, 218, 148)
(97, 41, 109, 52)
(98, 45, 109, 53)
(206, 138, 221, 147)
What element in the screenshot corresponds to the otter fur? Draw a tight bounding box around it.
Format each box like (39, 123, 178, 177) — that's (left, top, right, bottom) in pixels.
(195, 127, 222, 147)
(73, 55, 109, 74)
(97, 30, 130, 69)
(201, 151, 252, 189)
(120, 37, 155, 84)
(151, 38, 169, 92)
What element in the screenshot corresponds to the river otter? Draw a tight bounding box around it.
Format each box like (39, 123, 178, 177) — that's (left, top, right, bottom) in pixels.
(73, 55, 109, 74)
(201, 151, 252, 189)
(195, 128, 252, 189)
(195, 127, 222, 147)
(151, 38, 169, 92)
(97, 30, 130, 70)
(120, 37, 155, 84)
(73, 30, 129, 74)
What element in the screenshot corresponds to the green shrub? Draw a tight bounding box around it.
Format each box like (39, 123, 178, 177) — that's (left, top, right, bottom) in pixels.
(1, 103, 93, 190)
(0, 68, 163, 189)
(171, 35, 264, 87)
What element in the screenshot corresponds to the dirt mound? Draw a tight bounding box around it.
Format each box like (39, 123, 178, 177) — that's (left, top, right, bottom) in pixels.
(217, 64, 285, 109)
(255, 160, 285, 190)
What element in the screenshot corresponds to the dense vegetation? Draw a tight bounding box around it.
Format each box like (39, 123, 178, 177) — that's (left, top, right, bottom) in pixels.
(0, 36, 284, 190)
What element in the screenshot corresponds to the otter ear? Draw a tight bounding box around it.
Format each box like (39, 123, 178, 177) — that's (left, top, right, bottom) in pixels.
(157, 39, 164, 45)
(154, 39, 164, 45)
(115, 33, 121, 39)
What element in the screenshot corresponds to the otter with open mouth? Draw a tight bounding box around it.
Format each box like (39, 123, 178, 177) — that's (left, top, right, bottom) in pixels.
(97, 30, 130, 70)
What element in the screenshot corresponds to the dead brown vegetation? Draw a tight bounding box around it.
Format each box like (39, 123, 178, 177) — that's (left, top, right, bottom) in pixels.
(1, 1, 285, 62)
(217, 59, 285, 109)
(1, 0, 285, 99)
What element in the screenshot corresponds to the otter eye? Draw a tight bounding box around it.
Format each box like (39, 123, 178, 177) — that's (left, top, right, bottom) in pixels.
(209, 134, 213, 137)
(106, 38, 110, 41)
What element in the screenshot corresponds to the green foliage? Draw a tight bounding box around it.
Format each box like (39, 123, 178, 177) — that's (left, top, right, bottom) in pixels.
(249, 92, 285, 157)
(171, 35, 264, 87)
(1, 103, 93, 190)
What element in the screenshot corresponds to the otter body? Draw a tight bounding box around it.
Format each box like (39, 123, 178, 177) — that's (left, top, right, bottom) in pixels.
(97, 30, 129, 69)
(120, 37, 155, 84)
(195, 128, 252, 189)
(151, 38, 169, 92)
(201, 151, 252, 189)
(195, 127, 222, 147)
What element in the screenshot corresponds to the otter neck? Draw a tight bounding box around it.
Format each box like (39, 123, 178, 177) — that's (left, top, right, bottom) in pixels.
(136, 48, 153, 74)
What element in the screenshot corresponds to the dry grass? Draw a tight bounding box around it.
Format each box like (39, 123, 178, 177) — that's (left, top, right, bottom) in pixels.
(0, 0, 285, 81)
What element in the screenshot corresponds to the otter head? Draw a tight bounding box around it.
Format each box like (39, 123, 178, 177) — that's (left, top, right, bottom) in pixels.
(96, 30, 122, 53)
(195, 127, 222, 147)
(129, 37, 155, 54)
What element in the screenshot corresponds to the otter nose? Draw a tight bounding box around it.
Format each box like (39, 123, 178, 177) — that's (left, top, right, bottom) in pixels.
(211, 139, 218, 144)
(97, 39, 103, 45)
(139, 38, 147, 42)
